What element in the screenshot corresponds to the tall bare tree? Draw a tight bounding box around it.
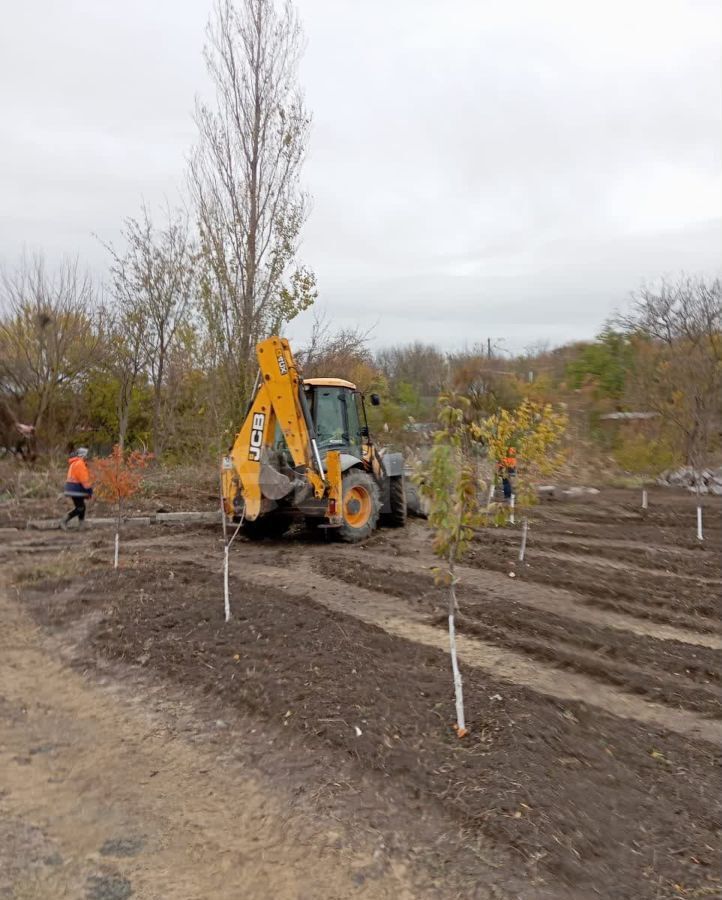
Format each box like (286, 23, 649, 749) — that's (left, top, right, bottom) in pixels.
(104, 205, 197, 456)
(190, 0, 316, 419)
(618, 275, 722, 470)
(98, 302, 148, 451)
(0, 254, 100, 438)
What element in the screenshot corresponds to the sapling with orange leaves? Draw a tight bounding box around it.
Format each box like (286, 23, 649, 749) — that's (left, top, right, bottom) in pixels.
(415, 394, 485, 737)
(92, 445, 151, 568)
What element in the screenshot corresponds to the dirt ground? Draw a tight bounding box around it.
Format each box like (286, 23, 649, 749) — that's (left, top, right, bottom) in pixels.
(1, 486, 720, 899)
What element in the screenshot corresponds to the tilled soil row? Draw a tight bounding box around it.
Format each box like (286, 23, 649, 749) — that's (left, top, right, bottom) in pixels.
(529, 492, 720, 532)
(540, 504, 721, 530)
(314, 557, 722, 718)
(465, 543, 718, 631)
(467, 529, 721, 579)
(528, 517, 721, 552)
(23, 561, 722, 900)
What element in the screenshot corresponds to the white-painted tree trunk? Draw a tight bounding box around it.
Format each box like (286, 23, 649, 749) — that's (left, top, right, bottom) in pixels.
(642, 489, 648, 510)
(509, 493, 515, 525)
(448, 573, 466, 735)
(219, 469, 244, 623)
(487, 482, 495, 506)
(448, 612, 466, 734)
(223, 543, 231, 622)
(113, 531, 119, 569)
(219, 468, 232, 622)
(694, 472, 704, 542)
(519, 517, 528, 562)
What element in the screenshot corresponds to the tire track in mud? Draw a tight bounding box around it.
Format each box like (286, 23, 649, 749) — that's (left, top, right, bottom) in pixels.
(233, 558, 722, 745)
(334, 545, 722, 650)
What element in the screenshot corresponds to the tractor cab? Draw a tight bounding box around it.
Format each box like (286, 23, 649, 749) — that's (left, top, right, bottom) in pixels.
(302, 378, 372, 459)
(272, 378, 378, 464)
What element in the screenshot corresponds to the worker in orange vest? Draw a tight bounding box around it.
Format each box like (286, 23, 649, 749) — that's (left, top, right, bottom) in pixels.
(496, 447, 517, 500)
(60, 447, 93, 530)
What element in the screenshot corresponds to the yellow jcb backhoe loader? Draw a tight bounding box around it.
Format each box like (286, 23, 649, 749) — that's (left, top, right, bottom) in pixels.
(221, 336, 406, 542)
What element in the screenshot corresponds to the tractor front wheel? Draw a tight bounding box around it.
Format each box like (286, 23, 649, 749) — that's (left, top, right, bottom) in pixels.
(337, 470, 380, 543)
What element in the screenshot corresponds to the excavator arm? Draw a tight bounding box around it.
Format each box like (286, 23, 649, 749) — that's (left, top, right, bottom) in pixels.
(223, 336, 342, 521)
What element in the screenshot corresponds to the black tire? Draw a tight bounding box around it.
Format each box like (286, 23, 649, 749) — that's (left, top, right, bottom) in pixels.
(337, 469, 381, 543)
(386, 475, 407, 527)
(240, 514, 289, 540)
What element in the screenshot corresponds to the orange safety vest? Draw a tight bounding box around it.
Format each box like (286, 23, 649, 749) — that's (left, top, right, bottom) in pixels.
(66, 457, 92, 489)
(498, 450, 517, 471)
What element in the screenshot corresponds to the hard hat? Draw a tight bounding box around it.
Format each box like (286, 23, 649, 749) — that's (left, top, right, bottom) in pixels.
(75, 447, 89, 458)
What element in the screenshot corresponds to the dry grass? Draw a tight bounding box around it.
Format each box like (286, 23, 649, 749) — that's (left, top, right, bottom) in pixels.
(1, 458, 220, 527)
(0, 458, 64, 502)
(11, 551, 81, 586)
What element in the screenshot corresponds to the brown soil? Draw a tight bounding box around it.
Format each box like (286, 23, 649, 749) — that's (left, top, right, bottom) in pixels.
(473, 528, 721, 579)
(314, 556, 722, 718)
(3, 486, 721, 900)
(465, 545, 718, 632)
(463, 496, 721, 636)
(21, 560, 722, 899)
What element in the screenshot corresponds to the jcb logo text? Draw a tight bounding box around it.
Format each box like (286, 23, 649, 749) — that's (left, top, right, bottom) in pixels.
(248, 412, 265, 461)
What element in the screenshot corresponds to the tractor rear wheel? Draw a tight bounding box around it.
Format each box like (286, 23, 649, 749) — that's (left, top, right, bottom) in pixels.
(337, 470, 380, 543)
(386, 474, 407, 527)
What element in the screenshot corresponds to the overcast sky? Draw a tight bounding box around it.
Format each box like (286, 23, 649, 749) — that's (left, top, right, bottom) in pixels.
(1, 0, 720, 352)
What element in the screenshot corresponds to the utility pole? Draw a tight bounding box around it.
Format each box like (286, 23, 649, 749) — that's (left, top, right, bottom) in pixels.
(487, 337, 492, 359)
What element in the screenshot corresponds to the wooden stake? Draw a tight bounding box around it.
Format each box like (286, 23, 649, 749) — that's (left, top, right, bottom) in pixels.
(113, 532, 119, 569)
(642, 489, 648, 510)
(510, 494, 515, 525)
(697, 506, 704, 542)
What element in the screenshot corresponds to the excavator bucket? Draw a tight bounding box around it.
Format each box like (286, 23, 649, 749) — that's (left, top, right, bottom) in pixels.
(259, 450, 294, 501)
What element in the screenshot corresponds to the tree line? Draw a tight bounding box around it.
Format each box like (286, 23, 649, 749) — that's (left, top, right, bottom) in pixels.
(1, 260, 719, 474)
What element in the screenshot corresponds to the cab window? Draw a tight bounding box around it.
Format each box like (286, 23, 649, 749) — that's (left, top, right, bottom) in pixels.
(346, 392, 363, 451)
(314, 388, 347, 449)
